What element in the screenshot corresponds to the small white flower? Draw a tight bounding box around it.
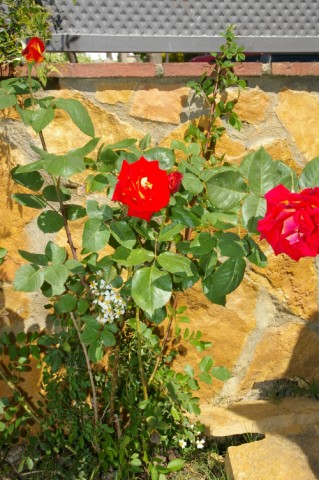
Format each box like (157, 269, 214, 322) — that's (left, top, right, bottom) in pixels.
(195, 438, 205, 449)
(178, 439, 187, 449)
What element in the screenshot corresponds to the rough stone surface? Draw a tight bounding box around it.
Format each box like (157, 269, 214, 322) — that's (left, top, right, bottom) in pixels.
(225, 430, 319, 480)
(276, 90, 319, 162)
(130, 83, 190, 124)
(229, 87, 271, 124)
(199, 398, 319, 436)
(95, 81, 137, 104)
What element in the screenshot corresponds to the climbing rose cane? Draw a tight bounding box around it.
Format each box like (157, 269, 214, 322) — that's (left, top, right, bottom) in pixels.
(22, 37, 45, 63)
(257, 184, 319, 261)
(112, 156, 171, 221)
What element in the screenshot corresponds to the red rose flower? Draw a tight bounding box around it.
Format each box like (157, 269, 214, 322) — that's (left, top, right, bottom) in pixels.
(22, 37, 45, 63)
(112, 157, 170, 221)
(167, 171, 183, 194)
(257, 184, 319, 261)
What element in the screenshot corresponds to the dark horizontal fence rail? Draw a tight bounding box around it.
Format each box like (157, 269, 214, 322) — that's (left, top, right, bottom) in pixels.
(42, 0, 319, 53)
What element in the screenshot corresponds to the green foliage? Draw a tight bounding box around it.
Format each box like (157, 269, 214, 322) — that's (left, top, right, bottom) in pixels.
(0, 0, 52, 64)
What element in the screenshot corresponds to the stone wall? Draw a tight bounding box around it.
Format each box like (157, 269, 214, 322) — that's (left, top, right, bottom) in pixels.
(1, 62, 319, 405)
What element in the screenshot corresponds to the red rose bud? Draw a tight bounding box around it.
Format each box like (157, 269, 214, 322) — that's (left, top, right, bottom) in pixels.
(167, 171, 183, 194)
(112, 156, 170, 221)
(22, 37, 45, 63)
(257, 184, 319, 261)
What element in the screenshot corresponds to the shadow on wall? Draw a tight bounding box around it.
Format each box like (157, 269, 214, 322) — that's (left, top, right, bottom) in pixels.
(226, 312, 319, 479)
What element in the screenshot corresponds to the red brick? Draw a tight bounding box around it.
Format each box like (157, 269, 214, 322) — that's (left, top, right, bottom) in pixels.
(272, 62, 319, 76)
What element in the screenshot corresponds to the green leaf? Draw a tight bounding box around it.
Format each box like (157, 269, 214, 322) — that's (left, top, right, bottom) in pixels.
(189, 232, 216, 255)
(65, 204, 87, 221)
(86, 200, 113, 221)
(170, 205, 201, 227)
(199, 355, 214, 373)
(81, 326, 99, 344)
(158, 223, 184, 242)
(82, 218, 110, 252)
(28, 106, 54, 133)
(203, 210, 238, 229)
(166, 459, 186, 473)
(42, 186, 71, 202)
(132, 265, 172, 314)
(107, 138, 137, 149)
(44, 264, 68, 286)
(273, 161, 299, 191)
(65, 259, 86, 274)
(211, 366, 232, 381)
(203, 257, 246, 304)
(218, 233, 247, 258)
(18, 250, 48, 266)
(37, 211, 64, 233)
(14, 159, 43, 174)
(55, 98, 95, 137)
(242, 193, 266, 233)
(244, 235, 268, 267)
(11, 167, 44, 192)
(100, 328, 116, 347)
(14, 265, 44, 292)
(71, 137, 100, 157)
(97, 147, 118, 172)
(55, 293, 77, 313)
(182, 173, 203, 194)
(246, 148, 275, 195)
(199, 372, 213, 384)
(157, 252, 193, 276)
(0, 93, 17, 109)
(300, 156, 319, 188)
(139, 133, 152, 150)
(87, 173, 110, 192)
(43, 154, 86, 178)
(45, 242, 67, 264)
(110, 221, 136, 249)
(144, 147, 175, 170)
(206, 170, 248, 210)
(12, 194, 46, 209)
(126, 248, 155, 265)
(88, 339, 104, 362)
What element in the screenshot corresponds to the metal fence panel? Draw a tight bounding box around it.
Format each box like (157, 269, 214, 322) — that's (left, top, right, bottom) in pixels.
(42, 0, 319, 53)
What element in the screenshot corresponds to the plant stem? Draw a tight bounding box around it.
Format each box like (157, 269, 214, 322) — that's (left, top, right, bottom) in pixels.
(0, 362, 41, 425)
(148, 294, 178, 386)
(136, 308, 148, 400)
(70, 312, 99, 425)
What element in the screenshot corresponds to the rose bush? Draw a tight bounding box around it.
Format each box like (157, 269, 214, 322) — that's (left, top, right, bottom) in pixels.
(258, 184, 319, 261)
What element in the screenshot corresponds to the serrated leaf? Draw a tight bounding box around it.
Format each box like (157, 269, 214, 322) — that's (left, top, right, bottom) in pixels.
(44, 264, 68, 286)
(0, 93, 17, 109)
(144, 147, 175, 170)
(43, 154, 86, 178)
(157, 252, 193, 276)
(166, 458, 186, 472)
(199, 355, 214, 373)
(131, 265, 172, 314)
(82, 218, 110, 252)
(203, 257, 246, 304)
(86, 200, 113, 221)
(14, 265, 44, 292)
(88, 339, 104, 362)
(11, 167, 44, 192)
(55, 98, 95, 137)
(182, 173, 203, 194)
(100, 328, 116, 347)
(242, 193, 266, 233)
(247, 147, 276, 195)
(55, 293, 77, 313)
(12, 194, 46, 209)
(65, 204, 86, 221)
(28, 107, 54, 133)
(199, 372, 213, 384)
(206, 171, 248, 210)
(126, 248, 155, 265)
(158, 223, 184, 242)
(81, 326, 99, 344)
(139, 133, 152, 150)
(170, 205, 201, 227)
(37, 211, 64, 233)
(300, 156, 319, 188)
(45, 242, 67, 264)
(14, 159, 44, 174)
(110, 221, 136, 249)
(211, 366, 231, 381)
(18, 250, 48, 266)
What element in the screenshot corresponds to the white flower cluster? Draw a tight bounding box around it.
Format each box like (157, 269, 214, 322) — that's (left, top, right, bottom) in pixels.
(177, 423, 206, 450)
(90, 277, 126, 324)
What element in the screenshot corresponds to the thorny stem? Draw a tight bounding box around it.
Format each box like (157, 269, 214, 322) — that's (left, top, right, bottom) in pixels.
(70, 312, 99, 425)
(108, 341, 121, 432)
(203, 61, 222, 155)
(148, 293, 178, 386)
(0, 362, 41, 425)
(26, 67, 99, 425)
(136, 308, 148, 400)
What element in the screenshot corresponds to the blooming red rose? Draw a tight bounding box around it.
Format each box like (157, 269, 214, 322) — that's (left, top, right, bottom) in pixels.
(22, 37, 45, 63)
(257, 184, 319, 261)
(167, 171, 183, 194)
(112, 157, 170, 221)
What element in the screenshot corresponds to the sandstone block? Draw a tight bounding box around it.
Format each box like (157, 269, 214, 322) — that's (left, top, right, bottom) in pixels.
(276, 90, 319, 162)
(130, 84, 190, 124)
(228, 87, 271, 124)
(95, 81, 137, 104)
